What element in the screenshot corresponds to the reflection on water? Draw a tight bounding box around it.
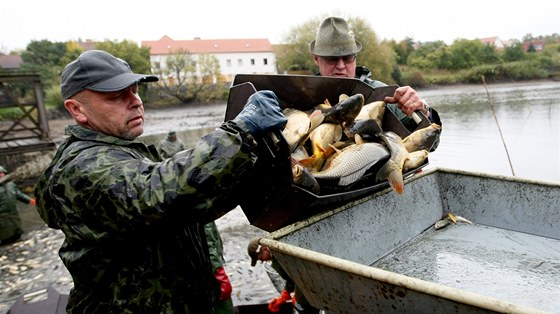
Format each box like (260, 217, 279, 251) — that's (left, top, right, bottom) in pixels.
(420, 80, 560, 182)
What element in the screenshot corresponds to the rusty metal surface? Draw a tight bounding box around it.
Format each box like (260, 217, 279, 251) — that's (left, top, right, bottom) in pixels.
(263, 168, 560, 313)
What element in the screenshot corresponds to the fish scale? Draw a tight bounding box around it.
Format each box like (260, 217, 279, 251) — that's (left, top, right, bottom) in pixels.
(313, 142, 390, 186)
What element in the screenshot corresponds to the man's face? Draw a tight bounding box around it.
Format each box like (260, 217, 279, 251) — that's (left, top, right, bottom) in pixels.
(65, 84, 144, 140)
(313, 54, 357, 78)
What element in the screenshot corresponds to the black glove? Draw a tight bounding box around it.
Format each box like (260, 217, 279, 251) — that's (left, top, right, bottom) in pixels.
(233, 90, 287, 135)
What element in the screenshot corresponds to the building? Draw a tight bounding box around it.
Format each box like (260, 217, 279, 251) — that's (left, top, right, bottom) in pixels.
(0, 55, 23, 71)
(141, 36, 277, 84)
(479, 37, 508, 49)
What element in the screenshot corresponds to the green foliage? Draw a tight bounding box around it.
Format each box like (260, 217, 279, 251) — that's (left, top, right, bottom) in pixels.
(276, 17, 324, 73)
(20, 40, 67, 89)
(501, 43, 525, 62)
(44, 84, 64, 109)
(95, 40, 153, 75)
(149, 50, 224, 104)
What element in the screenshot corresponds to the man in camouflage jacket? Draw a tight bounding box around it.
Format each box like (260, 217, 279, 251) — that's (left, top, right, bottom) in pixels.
(34, 50, 287, 313)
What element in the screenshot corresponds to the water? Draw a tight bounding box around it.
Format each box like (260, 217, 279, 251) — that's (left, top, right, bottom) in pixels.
(421, 80, 560, 182)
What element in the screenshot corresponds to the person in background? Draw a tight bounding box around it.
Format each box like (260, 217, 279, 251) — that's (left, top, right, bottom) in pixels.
(158, 130, 186, 158)
(309, 16, 442, 138)
(248, 238, 319, 314)
(0, 165, 35, 245)
(34, 50, 287, 313)
(205, 222, 234, 313)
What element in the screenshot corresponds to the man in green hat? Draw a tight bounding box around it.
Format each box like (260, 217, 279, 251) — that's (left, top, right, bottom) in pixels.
(310, 16, 442, 135)
(0, 165, 35, 244)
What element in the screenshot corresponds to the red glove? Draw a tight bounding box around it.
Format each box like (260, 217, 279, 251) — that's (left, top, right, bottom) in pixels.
(214, 267, 232, 301)
(268, 290, 291, 312)
(29, 198, 36, 206)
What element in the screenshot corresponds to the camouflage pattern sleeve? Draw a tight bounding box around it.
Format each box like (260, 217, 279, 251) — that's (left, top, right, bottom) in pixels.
(35, 122, 256, 234)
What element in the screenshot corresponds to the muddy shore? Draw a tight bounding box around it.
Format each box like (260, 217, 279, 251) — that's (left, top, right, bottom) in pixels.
(0, 103, 280, 312)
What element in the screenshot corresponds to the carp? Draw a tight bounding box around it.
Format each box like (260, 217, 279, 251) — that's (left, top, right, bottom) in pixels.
(300, 123, 343, 172)
(344, 101, 386, 142)
(321, 93, 365, 125)
(403, 149, 429, 172)
(376, 131, 410, 194)
(292, 158, 320, 194)
(402, 123, 442, 152)
(282, 108, 324, 153)
(313, 142, 390, 186)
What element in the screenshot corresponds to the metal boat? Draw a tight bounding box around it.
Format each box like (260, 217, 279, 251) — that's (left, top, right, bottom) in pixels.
(260, 168, 560, 313)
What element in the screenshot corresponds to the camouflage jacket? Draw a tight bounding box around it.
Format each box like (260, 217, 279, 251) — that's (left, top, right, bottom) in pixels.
(34, 122, 257, 314)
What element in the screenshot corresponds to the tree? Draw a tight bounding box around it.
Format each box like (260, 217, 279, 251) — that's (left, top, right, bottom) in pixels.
(276, 17, 323, 73)
(20, 40, 67, 89)
(502, 43, 526, 62)
(151, 49, 196, 103)
(95, 40, 153, 75)
(390, 37, 415, 65)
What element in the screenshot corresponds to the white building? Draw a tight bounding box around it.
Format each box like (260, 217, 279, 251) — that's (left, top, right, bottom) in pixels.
(142, 35, 277, 84)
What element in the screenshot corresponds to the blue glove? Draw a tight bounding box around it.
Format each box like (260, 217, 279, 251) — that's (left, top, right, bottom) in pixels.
(234, 90, 287, 135)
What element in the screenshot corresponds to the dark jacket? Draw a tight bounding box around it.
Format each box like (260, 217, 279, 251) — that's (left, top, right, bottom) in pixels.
(35, 122, 256, 313)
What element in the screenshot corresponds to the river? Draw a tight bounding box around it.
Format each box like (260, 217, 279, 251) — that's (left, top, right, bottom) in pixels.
(421, 80, 559, 182)
(0, 80, 558, 312)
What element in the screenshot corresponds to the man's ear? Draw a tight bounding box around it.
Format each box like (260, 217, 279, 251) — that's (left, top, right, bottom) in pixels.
(64, 99, 88, 124)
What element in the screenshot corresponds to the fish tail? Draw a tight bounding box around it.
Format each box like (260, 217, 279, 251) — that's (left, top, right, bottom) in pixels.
(387, 170, 405, 194)
(377, 160, 405, 194)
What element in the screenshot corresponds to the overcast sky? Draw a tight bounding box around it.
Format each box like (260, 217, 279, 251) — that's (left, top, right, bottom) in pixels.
(1, 0, 558, 53)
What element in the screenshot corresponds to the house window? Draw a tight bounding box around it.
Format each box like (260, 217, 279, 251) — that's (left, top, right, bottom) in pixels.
(237, 59, 243, 66)
(263, 58, 268, 65)
(226, 59, 231, 67)
(250, 59, 255, 65)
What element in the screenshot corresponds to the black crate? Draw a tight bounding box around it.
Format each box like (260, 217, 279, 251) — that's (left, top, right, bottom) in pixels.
(227, 74, 430, 232)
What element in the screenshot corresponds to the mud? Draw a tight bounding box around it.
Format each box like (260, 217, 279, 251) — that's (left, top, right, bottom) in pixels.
(0, 103, 280, 313)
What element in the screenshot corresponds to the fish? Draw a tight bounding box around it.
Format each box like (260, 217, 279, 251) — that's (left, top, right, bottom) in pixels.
(375, 131, 410, 194)
(282, 108, 324, 153)
(321, 93, 365, 125)
(300, 123, 342, 172)
(403, 150, 429, 172)
(435, 212, 473, 230)
(448, 212, 473, 224)
(402, 123, 442, 152)
(291, 158, 320, 194)
(291, 145, 309, 162)
(344, 101, 386, 143)
(313, 142, 390, 186)
(434, 219, 450, 230)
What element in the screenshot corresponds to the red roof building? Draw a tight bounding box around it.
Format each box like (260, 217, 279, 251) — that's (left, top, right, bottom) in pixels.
(142, 36, 277, 83)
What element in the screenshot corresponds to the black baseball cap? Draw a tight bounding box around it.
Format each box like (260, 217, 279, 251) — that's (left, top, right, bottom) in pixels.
(61, 50, 158, 100)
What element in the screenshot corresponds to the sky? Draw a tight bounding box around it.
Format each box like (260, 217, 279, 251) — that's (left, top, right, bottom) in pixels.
(1, 0, 558, 53)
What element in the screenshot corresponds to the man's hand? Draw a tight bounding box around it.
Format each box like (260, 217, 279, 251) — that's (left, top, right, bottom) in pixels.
(233, 90, 287, 135)
(384, 86, 430, 118)
(213, 267, 232, 301)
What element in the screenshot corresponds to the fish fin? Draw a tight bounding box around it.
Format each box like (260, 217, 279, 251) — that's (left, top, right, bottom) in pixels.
(379, 160, 404, 194)
(309, 110, 325, 131)
(387, 171, 405, 194)
(298, 156, 314, 169)
(338, 167, 370, 186)
(447, 212, 457, 224)
(354, 134, 364, 144)
(455, 215, 473, 224)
